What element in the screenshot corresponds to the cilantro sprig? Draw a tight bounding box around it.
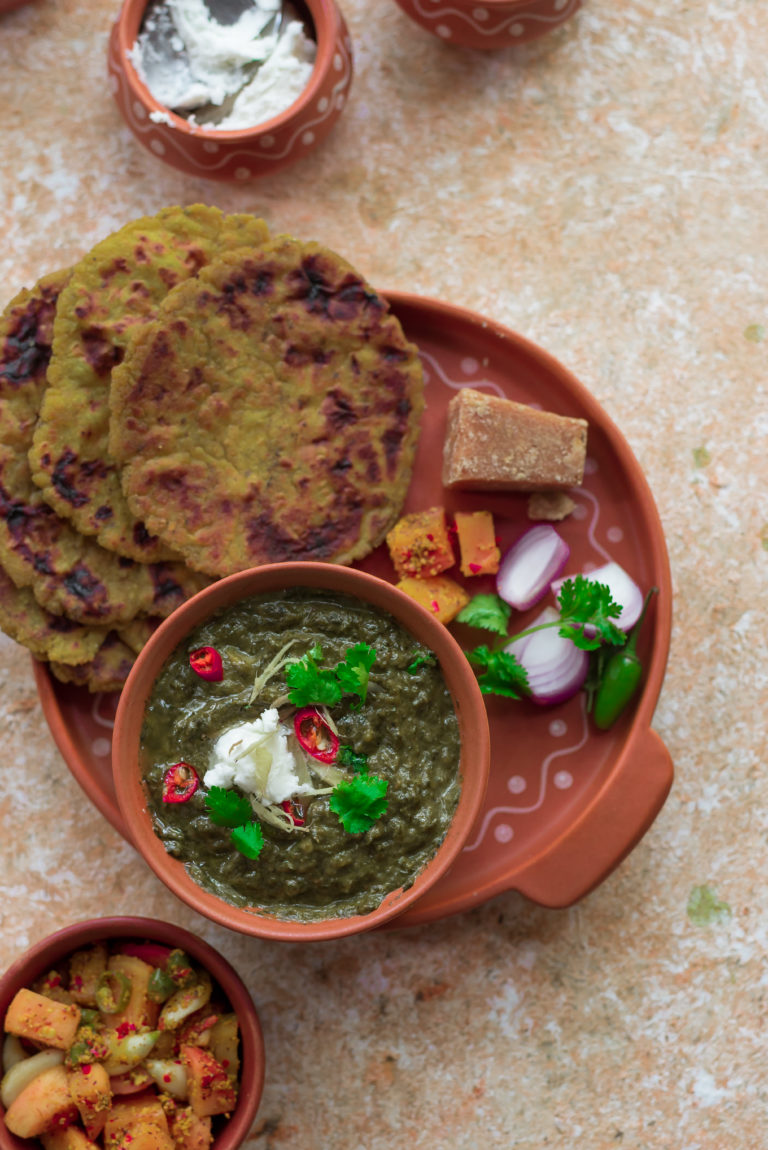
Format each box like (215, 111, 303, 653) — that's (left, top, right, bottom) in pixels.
(467, 645, 529, 698)
(463, 577, 627, 698)
(205, 786, 264, 860)
(285, 642, 376, 708)
(329, 773, 389, 834)
(456, 593, 511, 636)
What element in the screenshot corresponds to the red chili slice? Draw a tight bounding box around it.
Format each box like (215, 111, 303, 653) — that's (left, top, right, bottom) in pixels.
(189, 646, 223, 681)
(281, 798, 306, 827)
(293, 707, 339, 763)
(162, 762, 199, 804)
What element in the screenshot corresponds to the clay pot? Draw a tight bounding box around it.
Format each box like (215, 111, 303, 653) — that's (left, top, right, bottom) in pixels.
(0, 916, 264, 1150)
(390, 0, 581, 49)
(112, 562, 491, 942)
(108, 0, 353, 179)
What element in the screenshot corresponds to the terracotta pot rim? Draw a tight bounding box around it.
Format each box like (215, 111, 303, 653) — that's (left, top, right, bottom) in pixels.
(114, 0, 341, 139)
(113, 562, 490, 942)
(0, 915, 264, 1150)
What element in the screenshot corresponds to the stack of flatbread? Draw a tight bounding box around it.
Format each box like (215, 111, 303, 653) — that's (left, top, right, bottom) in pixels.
(0, 206, 424, 691)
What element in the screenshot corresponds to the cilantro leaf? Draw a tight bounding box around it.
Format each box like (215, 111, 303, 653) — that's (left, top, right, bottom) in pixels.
(335, 642, 376, 708)
(329, 773, 389, 834)
(230, 821, 264, 860)
(337, 745, 368, 772)
(406, 651, 437, 674)
(205, 786, 253, 828)
(467, 645, 529, 698)
(456, 593, 511, 636)
(285, 649, 343, 707)
(556, 577, 626, 650)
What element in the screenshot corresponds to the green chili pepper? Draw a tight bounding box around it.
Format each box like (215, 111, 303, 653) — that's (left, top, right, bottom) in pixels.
(78, 1008, 101, 1029)
(95, 969, 131, 1014)
(593, 588, 658, 730)
(147, 966, 177, 1004)
(165, 949, 196, 988)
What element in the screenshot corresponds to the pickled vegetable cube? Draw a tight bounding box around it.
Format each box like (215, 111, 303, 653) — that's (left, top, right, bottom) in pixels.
(104, 1094, 174, 1150)
(396, 575, 470, 624)
(168, 1104, 213, 1150)
(181, 1045, 237, 1117)
(68, 1061, 112, 1140)
(68, 944, 108, 1007)
(41, 1127, 100, 1149)
(4, 1063, 78, 1138)
(4, 987, 81, 1050)
(101, 954, 160, 1030)
(386, 507, 455, 578)
(454, 510, 500, 577)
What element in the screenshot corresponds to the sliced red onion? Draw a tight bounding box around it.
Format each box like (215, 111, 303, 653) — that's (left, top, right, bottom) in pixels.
(506, 607, 589, 706)
(552, 560, 643, 632)
(496, 525, 570, 612)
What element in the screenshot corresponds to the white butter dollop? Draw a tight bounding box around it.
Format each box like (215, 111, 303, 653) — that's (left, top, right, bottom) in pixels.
(132, 0, 317, 131)
(204, 708, 312, 805)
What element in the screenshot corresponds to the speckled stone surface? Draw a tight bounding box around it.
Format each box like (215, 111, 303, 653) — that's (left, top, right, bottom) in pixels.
(1, 1, 767, 1146)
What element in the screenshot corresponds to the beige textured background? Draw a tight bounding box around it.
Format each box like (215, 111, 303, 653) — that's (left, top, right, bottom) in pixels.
(1, 1, 767, 1146)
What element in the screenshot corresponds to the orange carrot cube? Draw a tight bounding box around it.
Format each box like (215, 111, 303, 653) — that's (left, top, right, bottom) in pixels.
(454, 510, 500, 577)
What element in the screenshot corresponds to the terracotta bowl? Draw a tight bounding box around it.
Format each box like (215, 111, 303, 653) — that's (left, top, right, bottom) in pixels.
(112, 562, 490, 943)
(390, 0, 581, 48)
(0, 916, 265, 1150)
(108, 0, 353, 180)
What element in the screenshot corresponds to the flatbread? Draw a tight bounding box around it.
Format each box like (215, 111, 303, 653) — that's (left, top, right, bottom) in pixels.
(109, 236, 425, 577)
(28, 205, 270, 562)
(50, 632, 136, 693)
(0, 272, 209, 627)
(0, 566, 108, 666)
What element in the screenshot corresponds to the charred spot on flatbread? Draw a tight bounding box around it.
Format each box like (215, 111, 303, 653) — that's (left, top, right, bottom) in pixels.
(28, 205, 270, 562)
(109, 236, 424, 577)
(0, 272, 209, 628)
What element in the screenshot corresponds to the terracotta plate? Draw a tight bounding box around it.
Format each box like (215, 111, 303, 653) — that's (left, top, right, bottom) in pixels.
(32, 293, 673, 926)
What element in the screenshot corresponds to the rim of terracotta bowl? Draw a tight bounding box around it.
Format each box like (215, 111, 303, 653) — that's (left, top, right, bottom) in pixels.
(112, 562, 491, 943)
(0, 916, 265, 1150)
(114, 0, 341, 138)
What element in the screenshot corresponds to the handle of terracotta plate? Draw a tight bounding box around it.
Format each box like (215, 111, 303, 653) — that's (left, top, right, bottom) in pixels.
(513, 727, 674, 908)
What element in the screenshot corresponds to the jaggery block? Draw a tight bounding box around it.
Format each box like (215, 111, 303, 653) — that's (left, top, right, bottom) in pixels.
(386, 507, 455, 578)
(442, 388, 587, 492)
(396, 576, 469, 624)
(454, 511, 500, 577)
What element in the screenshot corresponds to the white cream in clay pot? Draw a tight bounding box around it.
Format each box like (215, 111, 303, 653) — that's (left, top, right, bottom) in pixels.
(131, 0, 317, 130)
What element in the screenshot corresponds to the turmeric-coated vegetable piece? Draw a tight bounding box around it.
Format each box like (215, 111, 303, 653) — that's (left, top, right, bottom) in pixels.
(68, 1061, 112, 1140)
(4, 987, 81, 1050)
(41, 1126, 100, 1149)
(395, 575, 470, 624)
(168, 1104, 213, 1150)
(386, 507, 455, 579)
(100, 954, 159, 1030)
(68, 945, 108, 1007)
(4, 1063, 78, 1139)
(454, 510, 500, 577)
(103, 1094, 174, 1150)
(181, 1045, 237, 1117)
